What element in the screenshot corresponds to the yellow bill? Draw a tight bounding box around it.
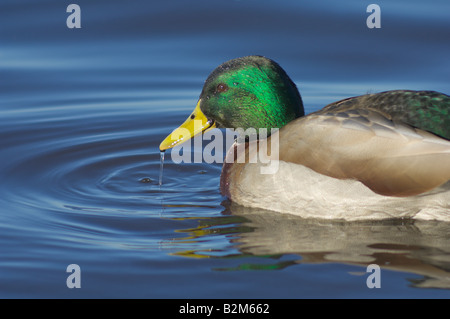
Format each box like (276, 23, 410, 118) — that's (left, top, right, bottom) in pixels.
(159, 99, 216, 151)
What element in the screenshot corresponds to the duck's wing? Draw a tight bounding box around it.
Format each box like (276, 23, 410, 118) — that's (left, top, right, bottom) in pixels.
(316, 90, 450, 140)
(276, 107, 450, 196)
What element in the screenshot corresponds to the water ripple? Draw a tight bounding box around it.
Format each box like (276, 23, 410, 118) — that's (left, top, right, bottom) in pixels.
(0, 102, 222, 221)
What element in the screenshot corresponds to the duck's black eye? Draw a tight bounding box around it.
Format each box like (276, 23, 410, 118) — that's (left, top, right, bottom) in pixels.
(190, 114, 195, 119)
(216, 83, 229, 93)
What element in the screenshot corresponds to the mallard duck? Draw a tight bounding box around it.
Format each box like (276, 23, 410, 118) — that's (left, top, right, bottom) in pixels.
(160, 56, 450, 220)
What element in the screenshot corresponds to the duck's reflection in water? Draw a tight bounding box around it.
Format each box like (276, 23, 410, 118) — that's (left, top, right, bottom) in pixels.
(168, 200, 450, 289)
(225, 202, 450, 289)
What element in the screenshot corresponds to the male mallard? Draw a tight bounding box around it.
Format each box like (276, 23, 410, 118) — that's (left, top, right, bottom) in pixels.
(160, 56, 450, 220)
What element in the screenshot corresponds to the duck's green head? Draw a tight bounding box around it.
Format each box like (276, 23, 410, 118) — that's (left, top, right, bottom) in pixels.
(160, 55, 304, 151)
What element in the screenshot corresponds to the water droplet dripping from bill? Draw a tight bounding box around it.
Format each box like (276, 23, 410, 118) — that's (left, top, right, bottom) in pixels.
(159, 151, 165, 186)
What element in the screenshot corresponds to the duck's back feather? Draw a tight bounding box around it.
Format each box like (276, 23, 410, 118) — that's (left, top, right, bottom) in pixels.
(317, 90, 450, 140)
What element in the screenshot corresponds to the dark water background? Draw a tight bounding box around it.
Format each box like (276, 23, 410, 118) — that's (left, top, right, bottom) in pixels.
(1, 0, 450, 298)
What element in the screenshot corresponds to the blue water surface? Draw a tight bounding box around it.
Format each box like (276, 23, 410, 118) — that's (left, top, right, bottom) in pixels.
(1, 0, 450, 298)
